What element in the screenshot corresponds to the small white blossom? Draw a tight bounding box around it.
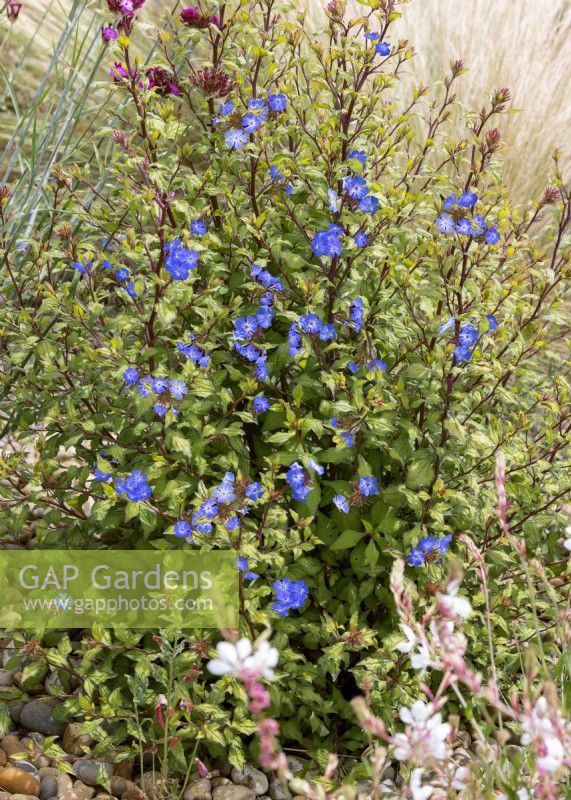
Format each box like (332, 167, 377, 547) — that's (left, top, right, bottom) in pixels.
(410, 769, 434, 800)
(520, 696, 568, 775)
(396, 624, 430, 670)
(563, 524, 571, 551)
(392, 700, 451, 763)
(207, 637, 279, 679)
(437, 579, 472, 620)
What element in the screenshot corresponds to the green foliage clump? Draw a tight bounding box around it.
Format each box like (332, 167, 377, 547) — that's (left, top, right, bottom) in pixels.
(0, 0, 569, 766)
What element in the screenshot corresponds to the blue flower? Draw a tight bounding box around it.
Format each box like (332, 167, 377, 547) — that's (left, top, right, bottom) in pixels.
(286, 462, 306, 488)
(359, 195, 379, 214)
(330, 416, 339, 427)
(299, 313, 323, 334)
(307, 457, 324, 475)
(435, 213, 455, 234)
(288, 323, 303, 356)
(406, 548, 425, 567)
(328, 188, 339, 212)
(292, 484, 310, 502)
(348, 361, 359, 373)
(200, 498, 219, 519)
(350, 298, 364, 333)
(365, 32, 380, 40)
(245, 482, 264, 501)
(177, 341, 210, 367)
(455, 218, 473, 236)
(344, 175, 369, 200)
(237, 557, 259, 580)
(333, 494, 349, 513)
(116, 470, 153, 502)
(234, 315, 259, 341)
(73, 261, 92, 274)
(340, 431, 354, 448)
(174, 520, 193, 539)
(165, 238, 200, 280)
(457, 191, 478, 207)
(268, 93, 287, 112)
(242, 113, 263, 134)
(358, 475, 379, 497)
(225, 128, 249, 149)
(248, 97, 267, 112)
(150, 376, 168, 393)
(347, 149, 367, 164)
(484, 228, 500, 245)
(226, 515, 240, 531)
(255, 356, 269, 381)
(272, 578, 309, 616)
(454, 345, 472, 363)
(459, 323, 479, 348)
(443, 194, 457, 210)
(191, 219, 208, 236)
(319, 323, 336, 341)
(153, 403, 168, 417)
(94, 468, 113, 482)
(194, 522, 213, 535)
(354, 231, 369, 247)
(169, 379, 188, 399)
(438, 317, 455, 334)
(126, 282, 137, 299)
(123, 367, 139, 385)
(375, 41, 391, 56)
(256, 305, 274, 329)
(253, 394, 270, 412)
(312, 225, 343, 258)
(220, 101, 235, 115)
(270, 164, 284, 180)
(115, 267, 129, 283)
(213, 482, 236, 505)
(368, 358, 387, 372)
(102, 259, 113, 269)
(487, 314, 499, 331)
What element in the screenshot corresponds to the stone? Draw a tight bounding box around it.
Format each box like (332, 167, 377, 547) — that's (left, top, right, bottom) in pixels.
(1, 735, 23, 757)
(63, 724, 93, 757)
(11, 795, 42, 800)
(212, 786, 256, 800)
(231, 766, 268, 797)
(183, 778, 212, 800)
(123, 785, 146, 800)
(0, 766, 41, 796)
(0, 670, 16, 688)
(19, 700, 66, 737)
(14, 762, 40, 780)
(56, 774, 74, 795)
(269, 781, 291, 800)
(0, 752, 5, 768)
(38, 769, 60, 779)
(211, 778, 230, 788)
(94, 795, 117, 800)
(109, 777, 128, 796)
(32, 757, 50, 770)
(0, 792, 10, 800)
(40, 776, 58, 800)
(73, 780, 96, 800)
(9, 702, 24, 724)
(112, 760, 134, 781)
(74, 761, 112, 788)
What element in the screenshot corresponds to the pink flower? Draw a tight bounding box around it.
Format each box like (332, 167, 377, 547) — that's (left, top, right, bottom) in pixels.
(101, 25, 119, 41)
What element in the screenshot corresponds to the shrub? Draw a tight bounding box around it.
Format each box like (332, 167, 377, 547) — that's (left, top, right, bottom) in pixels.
(0, 0, 570, 766)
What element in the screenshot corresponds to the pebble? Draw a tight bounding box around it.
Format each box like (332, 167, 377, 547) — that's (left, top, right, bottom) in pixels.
(212, 785, 256, 800)
(40, 776, 58, 800)
(123, 786, 146, 800)
(356, 780, 373, 798)
(112, 760, 134, 781)
(269, 781, 291, 800)
(109, 777, 128, 796)
(19, 700, 66, 738)
(0, 670, 16, 688)
(0, 754, 5, 768)
(285, 758, 304, 775)
(74, 761, 112, 788)
(231, 766, 268, 797)
(63, 724, 93, 757)
(94, 795, 117, 800)
(1, 736, 23, 757)
(14, 762, 39, 779)
(211, 779, 230, 788)
(183, 778, 212, 800)
(56, 774, 74, 795)
(73, 780, 96, 800)
(0, 766, 41, 796)
(11, 795, 42, 800)
(139, 773, 168, 800)
(38, 769, 60, 780)
(0, 792, 10, 800)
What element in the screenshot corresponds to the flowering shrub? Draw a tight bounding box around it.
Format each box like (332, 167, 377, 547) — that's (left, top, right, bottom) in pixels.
(1, 0, 570, 766)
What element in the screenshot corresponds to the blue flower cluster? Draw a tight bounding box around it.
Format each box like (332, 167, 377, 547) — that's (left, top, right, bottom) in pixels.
(175, 472, 266, 540)
(435, 193, 500, 245)
(365, 32, 391, 55)
(122, 368, 188, 416)
(350, 298, 364, 333)
(224, 92, 287, 150)
(312, 224, 343, 258)
(237, 557, 260, 581)
(285, 462, 311, 502)
(288, 313, 336, 357)
(438, 314, 499, 364)
(272, 577, 309, 617)
(165, 237, 200, 280)
(330, 416, 355, 448)
(407, 535, 452, 567)
(101, 258, 138, 298)
(343, 176, 379, 214)
(176, 335, 211, 368)
(116, 470, 153, 502)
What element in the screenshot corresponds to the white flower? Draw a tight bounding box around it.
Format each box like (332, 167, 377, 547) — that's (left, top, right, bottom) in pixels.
(393, 700, 451, 763)
(410, 769, 434, 800)
(207, 637, 279, 679)
(520, 696, 568, 775)
(451, 765, 468, 790)
(396, 624, 430, 670)
(563, 524, 571, 551)
(437, 579, 472, 620)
